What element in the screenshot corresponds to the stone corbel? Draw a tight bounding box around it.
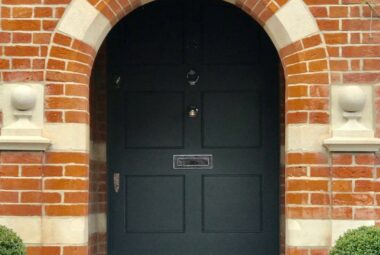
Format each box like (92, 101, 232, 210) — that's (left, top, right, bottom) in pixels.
(0, 83, 50, 151)
(324, 85, 380, 152)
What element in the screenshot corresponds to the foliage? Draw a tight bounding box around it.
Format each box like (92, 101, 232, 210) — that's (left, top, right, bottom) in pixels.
(330, 226, 380, 255)
(0, 225, 26, 255)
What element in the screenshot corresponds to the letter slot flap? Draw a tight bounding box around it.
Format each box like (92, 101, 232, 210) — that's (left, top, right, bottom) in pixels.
(173, 155, 213, 169)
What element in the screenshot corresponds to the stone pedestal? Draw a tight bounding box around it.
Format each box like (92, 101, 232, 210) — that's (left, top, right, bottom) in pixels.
(0, 83, 50, 150)
(324, 85, 380, 152)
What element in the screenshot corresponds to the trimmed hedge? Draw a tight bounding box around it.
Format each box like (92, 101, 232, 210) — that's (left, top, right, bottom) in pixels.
(330, 226, 380, 255)
(0, 225, 26, 255)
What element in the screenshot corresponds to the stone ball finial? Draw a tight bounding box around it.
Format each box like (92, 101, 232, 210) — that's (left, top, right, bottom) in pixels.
(339, 85, 366, 113)
(11, 85, 36, 111)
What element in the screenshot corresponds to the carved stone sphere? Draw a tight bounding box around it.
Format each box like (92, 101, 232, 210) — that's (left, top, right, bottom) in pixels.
(11, 85, 36, 111)
(339, 85, 366, 112)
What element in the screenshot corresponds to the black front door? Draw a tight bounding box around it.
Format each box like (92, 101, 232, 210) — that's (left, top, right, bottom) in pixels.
(107, 0, 279, 254)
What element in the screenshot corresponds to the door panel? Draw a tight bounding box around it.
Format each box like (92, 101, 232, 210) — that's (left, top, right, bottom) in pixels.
(122, 2, 184, 64)
(202, 1, 261, 64)
(125, 92, 185, 148)
(126, 175, 185, 233)
(107, 0, 279, 254)
(202, 91, 261, 148)
(202, 175, 262, 233)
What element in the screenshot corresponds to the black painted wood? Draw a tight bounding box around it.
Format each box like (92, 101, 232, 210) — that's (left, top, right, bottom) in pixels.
(107, 0, 280, 254)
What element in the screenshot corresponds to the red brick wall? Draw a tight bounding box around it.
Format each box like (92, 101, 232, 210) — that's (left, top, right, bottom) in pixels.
(1, 0, 380, 255)
(0, 151, 89, 255)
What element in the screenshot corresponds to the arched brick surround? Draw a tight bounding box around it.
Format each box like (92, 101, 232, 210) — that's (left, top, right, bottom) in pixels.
(46, 0, 330, 126)
(44, 0, 331, 255)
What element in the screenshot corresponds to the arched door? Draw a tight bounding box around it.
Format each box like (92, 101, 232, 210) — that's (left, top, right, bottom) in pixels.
(107, 0, 279, 254)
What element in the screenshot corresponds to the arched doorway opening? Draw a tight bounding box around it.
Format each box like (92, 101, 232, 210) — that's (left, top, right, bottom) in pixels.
(90, 0, 284, 254)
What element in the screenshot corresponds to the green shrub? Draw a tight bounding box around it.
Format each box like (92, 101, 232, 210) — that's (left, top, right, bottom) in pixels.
(0, 225, 26, 255)
(330, 226, 380, 255)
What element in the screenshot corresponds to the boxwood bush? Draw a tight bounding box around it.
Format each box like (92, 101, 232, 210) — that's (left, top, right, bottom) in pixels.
(330, 226, 380, 255)
(0, 225, 26, 255)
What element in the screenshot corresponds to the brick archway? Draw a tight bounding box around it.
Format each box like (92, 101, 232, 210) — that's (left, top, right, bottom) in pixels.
(44, 0, 331, 254)
(45, 0, 330, 126)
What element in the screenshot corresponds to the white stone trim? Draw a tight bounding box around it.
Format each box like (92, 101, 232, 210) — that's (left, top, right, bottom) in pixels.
(89, 213, 107, 234)
(57, 0, 321, 51)
(43, 123, 90, 152)
(56, 0, 112, 50)
(264, 0, 320, 49)
(90, 141, 106, 161)
(324, 138, 380, 152)
(223, 0, 238, 4)
(287, 219, 331, 247)
(0, 216, 89, 245)
(287, 124, 330, 152)
(0, 217, 42, 244)
(42, 217, 88, 244)
(287, 219, 376, 247)
(2, 217, 373, 247)
(141, 0, 155, 5)
(0, 136, 50, 150)
(332, 220, 374, 245)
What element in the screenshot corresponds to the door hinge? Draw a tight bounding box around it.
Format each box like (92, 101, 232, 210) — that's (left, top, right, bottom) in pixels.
(113, 172, 120, 193)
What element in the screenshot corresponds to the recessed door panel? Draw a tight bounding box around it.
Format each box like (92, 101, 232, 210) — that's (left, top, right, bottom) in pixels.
(202, 91, 261, 148)
(126, 175, 185, 233)
(124, 92, 184, 148)
(202, 175, 262, 233)
(202, 1, 261, 64)
(120, 1, 184, 65)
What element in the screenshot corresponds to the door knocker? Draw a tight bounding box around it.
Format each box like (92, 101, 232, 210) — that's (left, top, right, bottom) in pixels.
(186, 69, 200, 86)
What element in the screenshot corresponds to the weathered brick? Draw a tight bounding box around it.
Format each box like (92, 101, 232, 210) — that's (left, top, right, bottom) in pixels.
(44, 178, 89, 190)
(1, 20, 41, 31)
